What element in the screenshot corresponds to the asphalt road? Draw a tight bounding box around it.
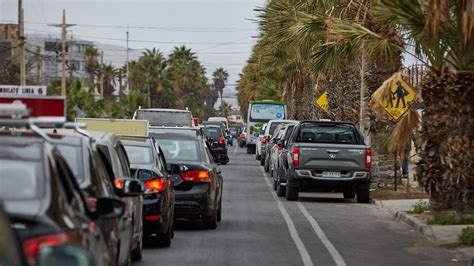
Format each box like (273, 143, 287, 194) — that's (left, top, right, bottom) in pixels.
(135, 145, 468, 266)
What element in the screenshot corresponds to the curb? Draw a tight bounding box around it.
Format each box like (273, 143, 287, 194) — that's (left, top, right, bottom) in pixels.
(371, 198, 474, 261)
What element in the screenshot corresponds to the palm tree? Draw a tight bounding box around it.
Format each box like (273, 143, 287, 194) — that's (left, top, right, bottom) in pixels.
(99, 63, 118, 99)
(83, 47, 100, 87)
(212, 68, 229, 106)
(304, 0, 474, 213)
(218, 101, 233, 118)
(137, 48, 167, 107)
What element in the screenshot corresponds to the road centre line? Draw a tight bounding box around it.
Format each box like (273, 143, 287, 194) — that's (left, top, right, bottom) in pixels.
(259, 167, 313, 266)
(296, 202, 347, 266)
(233, 144, 238, 154)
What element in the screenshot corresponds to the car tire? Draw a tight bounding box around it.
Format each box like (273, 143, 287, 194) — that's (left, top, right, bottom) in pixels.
(256, 154, 261, 160)
(276, 178, 286, 197)
(357, 183, 370, 203)
(264, 160, 270, 172)
(286, 185, 299, 201)
(217, 199, 222, 222)
(157, 224, 172, 247)
(260, 156, 265, 166)
(273, 178, 277, 191)
(131, 236, 142, 262)
(343, 187, 356, 199)
(204, 210, 218, 230)
(247, 147, 252, 154)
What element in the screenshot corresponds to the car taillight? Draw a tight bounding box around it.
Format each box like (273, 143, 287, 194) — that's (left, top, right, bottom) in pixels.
(180, 170, 210, 182)
(23, 232, 77, 263)
(193, 117, 199, 126)
(292, 147, 300, 167)
(240, 133, 245, 138)
(144, 178, 165, 193)
(262, 138, 267, 145)
(114, 178, 124, 189)
(365, 149, 372, 169)
(219, 136, 226, 145)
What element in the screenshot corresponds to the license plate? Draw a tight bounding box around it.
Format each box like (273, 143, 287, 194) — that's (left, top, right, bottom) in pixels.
(322, 171, 341, 178)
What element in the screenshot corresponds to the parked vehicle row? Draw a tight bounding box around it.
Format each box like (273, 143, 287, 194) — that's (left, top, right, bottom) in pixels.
(247, 117, 372, 203)
(0, 102, 228, 266)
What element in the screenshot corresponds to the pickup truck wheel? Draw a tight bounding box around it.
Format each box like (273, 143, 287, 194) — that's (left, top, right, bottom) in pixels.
(276, 179, 286, 197)
(356, 183, 370, 203)
(286, 185, 299, 201)
(343, 187, 356, 199)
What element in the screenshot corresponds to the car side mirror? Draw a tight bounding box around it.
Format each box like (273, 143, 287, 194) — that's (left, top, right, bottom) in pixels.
(114, 178, 143, 196)
(38, 246, 94, 266)
(168, 164, 183, 175)
(96, 197, 125, 219)
(277, 140, 286, 148)
(135, 169, 154, 180)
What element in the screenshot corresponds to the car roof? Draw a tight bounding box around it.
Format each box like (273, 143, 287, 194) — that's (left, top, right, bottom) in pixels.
(137, 108, 191, 113)
(0, 132, 46, 146)
(120, 137, 152, 147)
(150, 132, 199, 141)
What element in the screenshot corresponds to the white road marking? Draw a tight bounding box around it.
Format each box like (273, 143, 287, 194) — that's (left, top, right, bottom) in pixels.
(296, 202, 347, 266)
(259, 167, 313, 266)
(233, 143, 238, 154)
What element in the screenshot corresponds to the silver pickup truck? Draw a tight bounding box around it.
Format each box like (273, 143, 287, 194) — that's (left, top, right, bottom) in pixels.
(276, 121, 372, 203)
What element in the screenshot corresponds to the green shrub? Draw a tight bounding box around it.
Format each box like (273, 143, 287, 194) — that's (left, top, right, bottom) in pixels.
(410, 200, 430, 214)
(427, 214, 474, 225)
(458, 227, 474, 245)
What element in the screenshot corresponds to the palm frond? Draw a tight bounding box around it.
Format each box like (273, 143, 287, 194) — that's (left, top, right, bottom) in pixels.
(387, 109, 421, 155)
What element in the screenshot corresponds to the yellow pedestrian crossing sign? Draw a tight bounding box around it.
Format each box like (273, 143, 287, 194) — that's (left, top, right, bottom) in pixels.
(378, 77, 416, 121)
(315, 91, 328, 112)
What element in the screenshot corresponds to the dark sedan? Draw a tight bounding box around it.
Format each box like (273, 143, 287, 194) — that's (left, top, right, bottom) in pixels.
(151, 132, 224, 229)
(122, 137, 175, 247)
(203, 125, 229, 164)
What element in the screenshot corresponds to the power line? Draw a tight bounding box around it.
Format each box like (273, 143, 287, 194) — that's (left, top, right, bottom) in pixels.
(1, 20, 256, 32)
(25, 28, 254, 45)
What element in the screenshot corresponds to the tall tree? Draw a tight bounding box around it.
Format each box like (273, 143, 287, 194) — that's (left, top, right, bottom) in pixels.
(83, 47, 100, 87)
(212, 68, 229, 106)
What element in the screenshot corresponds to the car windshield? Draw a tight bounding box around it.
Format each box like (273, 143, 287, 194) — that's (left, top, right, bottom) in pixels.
(158, 139, 199, 162)
(135, 110, 192, 127)
(56, 144, 84, 182)
(203, 128, 222, 139)
(124, 145, 153, 164)
(0, 159, 43, 199)
(149, 128, 197, 137)
(296, 124, 358, 144)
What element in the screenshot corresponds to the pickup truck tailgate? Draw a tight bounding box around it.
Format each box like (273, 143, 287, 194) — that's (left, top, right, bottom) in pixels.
(298, 143, 367, 171)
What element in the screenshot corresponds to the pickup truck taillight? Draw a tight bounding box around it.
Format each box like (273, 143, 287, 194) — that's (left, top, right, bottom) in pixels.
(365, 149, 372, 169)
(219, 136, 226, 145)
(292, 147, 300, 167)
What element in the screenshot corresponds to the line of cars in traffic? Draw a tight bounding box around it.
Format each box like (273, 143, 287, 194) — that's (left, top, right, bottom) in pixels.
(0, 103, 229, 266)
(250, 119, 372, 203)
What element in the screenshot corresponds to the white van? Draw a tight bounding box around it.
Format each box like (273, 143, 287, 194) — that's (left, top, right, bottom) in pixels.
(207, 117, 229, 129)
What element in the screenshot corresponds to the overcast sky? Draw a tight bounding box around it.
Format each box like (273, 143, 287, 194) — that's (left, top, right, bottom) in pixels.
(0, 0, 266, 106)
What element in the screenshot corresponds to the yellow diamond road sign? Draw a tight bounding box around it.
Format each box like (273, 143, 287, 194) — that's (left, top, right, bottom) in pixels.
(315, 91, 328, 113)
(378, 77, 416, 121)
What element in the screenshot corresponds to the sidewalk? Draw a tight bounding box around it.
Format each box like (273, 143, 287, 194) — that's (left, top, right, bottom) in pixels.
(372, 198, 474, 260)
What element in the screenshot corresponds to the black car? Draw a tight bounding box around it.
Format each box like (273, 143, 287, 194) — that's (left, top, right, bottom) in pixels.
(48, 129, 142, 264)
(121, 137, 175, 247)
(150, 132, 224, 229)
(0, 131, 126, 266)
(202, 125, 229, 164)
(89, 131, 144, 264)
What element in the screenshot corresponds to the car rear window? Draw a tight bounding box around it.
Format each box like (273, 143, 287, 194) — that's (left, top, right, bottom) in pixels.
(296, 123, 358, 144)
(0, 160, 42, 199)
(158, 139, 200, 162)
(136, 110, 192, 127)
(269, 122, 289, 136)
(203, 128, 222, 139)
(124, 145, 152, 164)
(150, 128, 197, 137)
(56, 144, 84, 183)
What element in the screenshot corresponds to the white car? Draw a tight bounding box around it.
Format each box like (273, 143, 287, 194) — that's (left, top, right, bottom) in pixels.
(255, 123, 268, 162)
(262, 120, 298, 171)
(269, 125, 288, 180)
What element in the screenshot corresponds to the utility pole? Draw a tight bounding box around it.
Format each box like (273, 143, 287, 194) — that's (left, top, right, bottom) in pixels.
(49, 10, 75, 96)
(99, 50, 104, 99)
(35, 46, 41, 85)
(126, 26, 130, 93)
(359, 49, 369, 144)
(18, 0, 26, 86)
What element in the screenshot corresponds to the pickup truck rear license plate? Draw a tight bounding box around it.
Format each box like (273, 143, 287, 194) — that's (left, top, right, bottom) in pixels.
(322, 171, 341, 178)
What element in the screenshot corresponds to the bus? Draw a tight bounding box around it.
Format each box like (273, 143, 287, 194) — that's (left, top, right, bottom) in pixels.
(245, 100, 287, 154)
